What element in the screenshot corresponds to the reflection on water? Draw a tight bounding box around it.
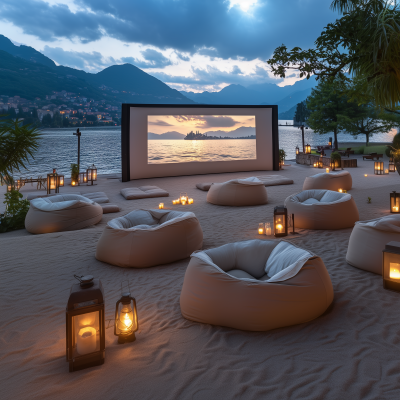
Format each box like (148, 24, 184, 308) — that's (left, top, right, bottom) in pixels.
(15, 122, 397, 177)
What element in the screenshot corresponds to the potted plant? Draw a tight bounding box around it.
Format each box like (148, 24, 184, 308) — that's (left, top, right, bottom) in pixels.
(0, 189, 30, 233)
(70, 163, 79, 185)
(330, 151, 342, 169)
(279, 149, 287, 169)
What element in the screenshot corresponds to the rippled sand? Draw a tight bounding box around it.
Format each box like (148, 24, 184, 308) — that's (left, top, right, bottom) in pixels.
(1, 156, 400, 399)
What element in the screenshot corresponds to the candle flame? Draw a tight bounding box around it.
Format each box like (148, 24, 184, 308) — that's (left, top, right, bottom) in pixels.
(390, 264, 400, 279)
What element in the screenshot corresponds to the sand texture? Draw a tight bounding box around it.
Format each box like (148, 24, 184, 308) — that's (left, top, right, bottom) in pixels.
(1, 155, 400, 399)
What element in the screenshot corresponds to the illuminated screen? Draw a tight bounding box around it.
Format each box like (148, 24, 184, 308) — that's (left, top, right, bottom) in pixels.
(147, 115, 256, 164)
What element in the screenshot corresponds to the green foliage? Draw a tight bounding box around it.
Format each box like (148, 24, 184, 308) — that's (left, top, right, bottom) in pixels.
(267, 1, 400, 110)
(386, 132, 400, 159)
(367, 197, 372, 204)
(294, 101, 310, 123)
(0, 190, 30, 233)
(0, 117, 41, 184)
(331, 151, 342, 161)
(279, 149, 287, 162)
(71, 163, 79, 181)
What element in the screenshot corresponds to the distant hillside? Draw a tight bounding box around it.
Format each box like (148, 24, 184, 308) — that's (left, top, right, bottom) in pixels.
(278, 104, 297, 120)
(0, 34, 194, 104)
(274, 88, 313, 113)
(148, 131, 185, 139)
(203, 126, 255, 138)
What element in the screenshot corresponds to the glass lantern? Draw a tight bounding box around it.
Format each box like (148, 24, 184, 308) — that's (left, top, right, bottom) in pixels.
(58, 174, 64, 187)
(78, 171, 87, 185)
(274, 206, 288, 237)
(47, 172, 59, 195)
(179, 192, 188, 205)
(305, 144, 311, 154)
(87, 164, 97, 186)
(66, 275, 105, 372)
(389, 159, 396, 172)
(295, 146, 299, 155)
(390, 191, 400, 213)
(318, 158, 323, 168)
(329, 137, 332, 147)
(115, 292, 138, 344)
(383, 242, 400, 292)
(258, 223, 264, 235)
(374, 161, 384, 175)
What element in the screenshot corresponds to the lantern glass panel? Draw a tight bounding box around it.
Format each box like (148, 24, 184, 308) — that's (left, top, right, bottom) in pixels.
(296, 146, 299, 155)
(383, 243, 400, 292)
(390, 192, 400, 213)
(116, 302, 137, 335)
(273, 206, 288, 237)
(389, 161, 395, 172)
(72, 311, 100, 357)
(374, 161, 384, 175)
(58, 175, 64, 187)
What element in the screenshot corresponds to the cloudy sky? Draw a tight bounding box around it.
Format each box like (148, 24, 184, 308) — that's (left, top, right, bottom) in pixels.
(0, 0, 338, 92)
(148, 115, 255, 134)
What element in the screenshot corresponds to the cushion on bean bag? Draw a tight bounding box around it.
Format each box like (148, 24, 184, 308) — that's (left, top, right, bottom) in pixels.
(101, 204, 120, 214)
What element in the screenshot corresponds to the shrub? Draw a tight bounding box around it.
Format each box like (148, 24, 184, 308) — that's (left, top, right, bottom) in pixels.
(0, 190, 30, 233)
(71, 163, 79, 181)
(279, 149, 286, 162)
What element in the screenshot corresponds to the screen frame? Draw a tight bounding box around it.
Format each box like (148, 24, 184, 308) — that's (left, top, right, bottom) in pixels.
(121, 104, 279, 181)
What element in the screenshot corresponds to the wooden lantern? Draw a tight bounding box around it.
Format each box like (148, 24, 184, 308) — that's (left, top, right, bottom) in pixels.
(383, 242, 400, 292)
(47, 172, 59, 195)
(305, 144, 311, 154)
(274, 206, 288, 238)
(390, 191, 400, 213)
(374, 161, 384, 175)
(115, 292, 138, 344)
(87, 164, 97, 186)
(66, 275, 105, 372)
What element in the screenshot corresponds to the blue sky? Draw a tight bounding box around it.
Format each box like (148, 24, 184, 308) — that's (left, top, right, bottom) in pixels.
(0, 0, 338, 92)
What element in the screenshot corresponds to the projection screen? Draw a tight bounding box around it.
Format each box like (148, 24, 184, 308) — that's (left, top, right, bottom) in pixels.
(121, 104, 279, 181)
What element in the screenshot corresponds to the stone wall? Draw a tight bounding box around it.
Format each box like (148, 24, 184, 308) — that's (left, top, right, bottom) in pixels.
(296, 153, 357, 168)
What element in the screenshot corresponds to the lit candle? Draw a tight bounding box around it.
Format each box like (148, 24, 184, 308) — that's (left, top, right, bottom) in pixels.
(394, 206, 399, 212)
(364, 174, 368, 177)
(276, 223, 283, 234)
(385, 169, 389, 174)
(181, 199, 186, 205)
(72, 181, 76, 186)
(390, 263, 400, 279)
(338, 188, 343, 193)
(265, 223, 271, 235)
(188, 198, 194, 204)
(258, 223, 264, 235)
(313, 163, 317, 167)
(159, 203, 164, 209)
(77, 327, 96, 355)
(326, 168, 329, 173)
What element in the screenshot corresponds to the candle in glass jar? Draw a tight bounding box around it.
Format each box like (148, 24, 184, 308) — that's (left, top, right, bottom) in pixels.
(326, 168, 329, 173)
(77, 327, 96, 355)
(385, 169, 389, 174)
(188, 198, 194, 204)
(159, 203, 164, 209)
(181, 199, 186, 205)
(338, 188, 343, 193)
(265, 222, 271, 235)
(258, 223, 264, 234)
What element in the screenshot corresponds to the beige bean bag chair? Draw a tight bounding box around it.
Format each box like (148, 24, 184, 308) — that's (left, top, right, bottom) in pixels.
(180, 240, 333, 331)
(207, 177, 268, 206)
(346, 215, 400, 275)
(96, 209, 203, 268)
(303, 171, 352, 191)
(25, 194, 103, 234)
(285, 190, 359, 230)
(121, 186, 169, 200)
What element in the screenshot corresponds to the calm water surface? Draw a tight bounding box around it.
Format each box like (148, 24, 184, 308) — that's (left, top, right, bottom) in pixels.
(17, 122, 397, 177)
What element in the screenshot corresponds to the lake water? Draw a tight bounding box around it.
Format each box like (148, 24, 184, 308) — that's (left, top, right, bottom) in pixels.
(16, 122, 398, 177)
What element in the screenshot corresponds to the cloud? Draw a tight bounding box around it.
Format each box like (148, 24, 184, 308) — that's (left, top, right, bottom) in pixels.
(0, 0, 336, 60)
(173, 115, 238, 128)
(121, 49, 172, 69)
(148, 119, 174, 127)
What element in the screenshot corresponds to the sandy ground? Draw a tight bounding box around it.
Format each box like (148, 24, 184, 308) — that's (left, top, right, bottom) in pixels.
(1, 154, 400, 400)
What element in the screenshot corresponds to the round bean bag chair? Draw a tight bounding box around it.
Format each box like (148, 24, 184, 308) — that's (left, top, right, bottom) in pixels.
(180, 240, 333, 331)
(346, 215, 400, 275)
(25, 194, 103, 234)
(303, 171, 352, 191)
(95, 209, 203, 268)
(284, 190, 359, 230)
(207, 177, 268, 206)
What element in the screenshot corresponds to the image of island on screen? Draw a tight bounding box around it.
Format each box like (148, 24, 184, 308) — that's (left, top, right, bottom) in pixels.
(147, 115, 256, 164)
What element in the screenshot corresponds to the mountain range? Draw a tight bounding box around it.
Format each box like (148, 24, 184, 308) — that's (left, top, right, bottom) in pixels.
(148, 126, 256, 139)
(0, 34, 316, 114)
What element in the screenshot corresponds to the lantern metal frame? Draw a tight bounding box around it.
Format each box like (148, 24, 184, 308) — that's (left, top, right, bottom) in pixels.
(114, 292, 138, 344)
(295, 146, 299, 155)
(86, 164, 98, 186)
(305, 144, 311, 154)
(66, 275, 105, 372)
(47, 172, 59, 194)
(390, 191, 400, 213)
(374, 161, 384, 175)
(273, 205, 288, 238)
(382, 241, 400, 293)
(389, 158, 396, 172)
(78, 171, 87, 185)
(328, 137, 332, 147)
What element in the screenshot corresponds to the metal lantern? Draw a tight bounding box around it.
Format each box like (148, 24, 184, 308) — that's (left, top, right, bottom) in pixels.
(390, 191, 400, 213)
(274, 206, 288, 238)
(295, 146, 299, 155)
(87, 164, 97, 186)
(305, 144, 311, 154)
(78, 171, 87, 185)
(383, 242, 400, 292)
(329, 137, 332, 147)
(374, 161, 384, 175)
(58, 175, 65, 187)
(318, 157, 323, 168)
(66, 275, 105, 372)
(114, 292, 138, 344)
(47, 172, 59, 194)
(389, 159, 396, 172)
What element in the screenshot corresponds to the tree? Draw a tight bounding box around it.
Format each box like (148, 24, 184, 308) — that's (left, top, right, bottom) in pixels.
(294, 101, 310, 124)
(338, 102, 399, 146)
(0, 118, 41, 185)
(306, 78, 350, 150)
(267, 1, 400, 111)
